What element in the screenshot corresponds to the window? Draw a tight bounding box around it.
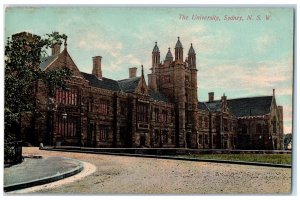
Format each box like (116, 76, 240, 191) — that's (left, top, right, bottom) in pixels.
(204, 134, 208, 145)
(55, 116, 78, 137)
(120, 101, 127, 116)
(161, 110, 168, 122)
(99, 100, 108, 115)
(99, 125, 109, 141)
(199, 117, 203, 128)
(256, 124, 262, 133)
(154, 108, 159, 122)
(204, 117, 208, 128)
(154, 130, 159, 144)
(137, 102, 148, 122)
(198, 134, 203, 144)
(223, 118, 228, 131)
(88, 98, 93, 112)
(211, 118, 215, 128)
(162, 131, 168, 144)
(55, 88, 78, 105)
(212, 135, 217, 145)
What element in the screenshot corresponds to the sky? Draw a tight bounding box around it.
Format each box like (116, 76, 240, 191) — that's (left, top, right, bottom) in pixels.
(5, 7, 294, 133)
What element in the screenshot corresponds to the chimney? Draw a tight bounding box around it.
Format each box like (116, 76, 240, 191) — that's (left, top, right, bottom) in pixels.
(129, 67, 137, 78)
(273, 89, 275, 96)
(92, 56, 102, 79)
(148, 74, 157, 92)
(51, 43, 61, 56)
(208, 92, 214, 102)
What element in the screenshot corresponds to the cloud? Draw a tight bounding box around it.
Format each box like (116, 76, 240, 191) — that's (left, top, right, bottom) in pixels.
(76, 32, 123, 58)
(198, 56, 292, 92)
(255, 33, 276, 53)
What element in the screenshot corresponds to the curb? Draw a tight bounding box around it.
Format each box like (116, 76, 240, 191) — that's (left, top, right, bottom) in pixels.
(44, 148, 292, 169)
(4, 157, 84, 192)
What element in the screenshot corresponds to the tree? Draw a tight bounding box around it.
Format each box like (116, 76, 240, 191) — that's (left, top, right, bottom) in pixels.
(283, 133, 292, 150)
(5, 32, 72, 144)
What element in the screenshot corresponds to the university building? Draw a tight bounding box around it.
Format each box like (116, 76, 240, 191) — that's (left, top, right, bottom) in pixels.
(16, 32, 284, 150)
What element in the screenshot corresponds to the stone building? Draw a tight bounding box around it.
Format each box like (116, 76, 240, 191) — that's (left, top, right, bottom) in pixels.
(16, 32, 284, 150)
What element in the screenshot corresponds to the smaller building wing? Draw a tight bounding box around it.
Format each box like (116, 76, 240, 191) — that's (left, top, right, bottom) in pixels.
(227, 96, 273, 117)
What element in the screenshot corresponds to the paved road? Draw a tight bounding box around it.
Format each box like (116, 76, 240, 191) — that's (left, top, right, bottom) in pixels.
(22, 148, 291, 194)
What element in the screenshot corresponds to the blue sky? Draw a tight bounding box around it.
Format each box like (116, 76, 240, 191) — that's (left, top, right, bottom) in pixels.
(5, 7, 294, 133)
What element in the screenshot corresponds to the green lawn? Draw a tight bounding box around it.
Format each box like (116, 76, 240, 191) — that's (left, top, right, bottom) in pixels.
(179, 154, 292, 165)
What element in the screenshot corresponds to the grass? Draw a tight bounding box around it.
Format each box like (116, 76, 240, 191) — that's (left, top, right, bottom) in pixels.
(179, 154, 292, 165)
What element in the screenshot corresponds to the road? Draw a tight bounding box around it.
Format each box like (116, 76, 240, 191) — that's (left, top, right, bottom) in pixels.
(22, 147, 291, 194)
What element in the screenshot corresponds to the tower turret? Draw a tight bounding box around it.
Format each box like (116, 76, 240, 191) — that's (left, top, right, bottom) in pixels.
(152, 42, 160, 73)
(188, 43, 196, 68)
(175, 37, 183, 63)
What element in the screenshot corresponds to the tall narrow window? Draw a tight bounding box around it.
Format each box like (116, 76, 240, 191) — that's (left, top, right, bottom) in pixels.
(161, 110, 168, 122)
(223, 118, 228, 131)
(99, 100, 108, 115)
(162, 131, 168, 144)
(55, 88, 78, 105)
(137, 102, 148, 122)
(88, 98, 93, 112)
(120, 101, 127, 116)
(154, 108, 159, 122)
(154, 130, 159, 144)
(55, 116, 78, 137)
(99, 125, 109, 141)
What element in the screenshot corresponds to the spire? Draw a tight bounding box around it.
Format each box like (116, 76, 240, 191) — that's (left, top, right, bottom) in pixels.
(188, 43, 195, 55)
(141, 65, 144, 78)
(152, 41, 160, 53)
(187, 43, 196, 68)
(165, 47, 173, 61)
(64, 36, 68, 49)
(175, 36, 183, 48)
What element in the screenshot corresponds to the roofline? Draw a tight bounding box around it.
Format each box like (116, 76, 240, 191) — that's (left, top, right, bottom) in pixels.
(42, 54, 59, 71)
(199, 95, 273, 104)
(117, 76, 141, 82)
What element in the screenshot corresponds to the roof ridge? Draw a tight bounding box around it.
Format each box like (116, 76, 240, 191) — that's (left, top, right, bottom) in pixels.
(227, 95, 273, 101)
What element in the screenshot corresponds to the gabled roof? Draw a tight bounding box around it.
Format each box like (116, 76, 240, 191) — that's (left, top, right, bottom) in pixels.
(205, 100, 222, 112)
(199, 96, 273, 117)
(149, 91, 169, 102)
(40, 54, 59, 70)
(198, 102, 209, 111)
(227, 96, 273, 117)
(118, 77, 141, 93)
(81, 72, 120, 91)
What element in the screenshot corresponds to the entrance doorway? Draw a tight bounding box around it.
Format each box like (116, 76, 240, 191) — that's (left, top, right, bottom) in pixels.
(140, 135, 146, 147)
(186, 132, 191, 148)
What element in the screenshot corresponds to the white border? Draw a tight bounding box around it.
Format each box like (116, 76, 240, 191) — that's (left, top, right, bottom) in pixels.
(1, 1, 298, 200)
